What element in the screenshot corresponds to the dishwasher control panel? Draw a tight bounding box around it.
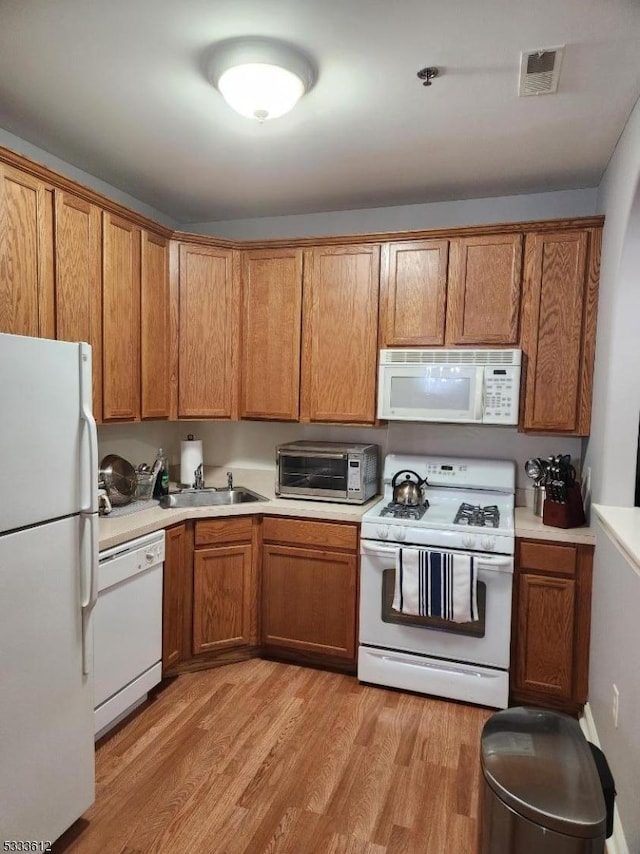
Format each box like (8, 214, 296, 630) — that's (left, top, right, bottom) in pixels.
(98, 530, 165, 593)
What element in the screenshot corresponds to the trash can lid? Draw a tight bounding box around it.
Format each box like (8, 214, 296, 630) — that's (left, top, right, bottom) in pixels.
(481, 707, 606, 839)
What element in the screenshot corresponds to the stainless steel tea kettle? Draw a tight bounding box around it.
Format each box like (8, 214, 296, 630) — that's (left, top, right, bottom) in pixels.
(391, 470, 428, 506)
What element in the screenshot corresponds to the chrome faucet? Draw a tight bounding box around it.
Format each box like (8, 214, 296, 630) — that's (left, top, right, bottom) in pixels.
(226, 470, 233, 490)
(193, 464, 204, 490)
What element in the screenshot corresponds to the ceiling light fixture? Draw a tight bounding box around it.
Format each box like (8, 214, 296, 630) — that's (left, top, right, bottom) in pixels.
(207, 37, 315, 122)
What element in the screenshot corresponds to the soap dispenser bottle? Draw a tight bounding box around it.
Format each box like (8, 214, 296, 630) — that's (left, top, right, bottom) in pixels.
(152, 448, 169, 498)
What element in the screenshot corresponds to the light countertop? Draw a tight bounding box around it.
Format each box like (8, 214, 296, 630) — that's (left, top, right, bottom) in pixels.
(99, 467, 378, 550)
(99, 467, 597, 551)
(592, 504, 640, 570)
(515, 507, 596, 545)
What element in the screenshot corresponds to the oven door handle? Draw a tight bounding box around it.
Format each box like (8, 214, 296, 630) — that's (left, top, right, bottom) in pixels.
(361, 542, 400, 556)
(360, 541, 513, 570)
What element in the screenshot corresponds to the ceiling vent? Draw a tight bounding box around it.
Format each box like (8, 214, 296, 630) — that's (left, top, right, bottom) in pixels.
(518, 46, 564, 96)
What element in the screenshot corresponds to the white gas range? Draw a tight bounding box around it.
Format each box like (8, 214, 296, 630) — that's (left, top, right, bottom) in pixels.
(358, 454, 516, 709)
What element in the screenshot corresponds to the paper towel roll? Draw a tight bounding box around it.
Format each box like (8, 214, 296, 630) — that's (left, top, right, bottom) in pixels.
(180, 436, 203, 487)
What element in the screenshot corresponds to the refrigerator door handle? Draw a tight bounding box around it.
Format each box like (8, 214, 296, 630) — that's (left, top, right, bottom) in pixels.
(80, 512, 99, 675)
(79, 343, 98, 515)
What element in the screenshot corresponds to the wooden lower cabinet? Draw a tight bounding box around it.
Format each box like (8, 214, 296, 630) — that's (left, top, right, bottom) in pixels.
(187, 517, 259, 663)
(262, 518, 359, 665)
(510, 538, 594, 714)
(193, 544, 253, 654)
(162, 523, 186, 674)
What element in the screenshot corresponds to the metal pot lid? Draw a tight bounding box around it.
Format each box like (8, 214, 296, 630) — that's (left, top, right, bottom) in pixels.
(481, 707, 606, 838)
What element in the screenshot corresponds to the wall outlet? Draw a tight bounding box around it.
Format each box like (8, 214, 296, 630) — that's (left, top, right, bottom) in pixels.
(583, 466, 592, 495)
(612, 684, 619, 728)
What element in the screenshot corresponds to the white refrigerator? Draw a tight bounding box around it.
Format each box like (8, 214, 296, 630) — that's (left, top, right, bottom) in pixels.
(0, 333, 98, 841)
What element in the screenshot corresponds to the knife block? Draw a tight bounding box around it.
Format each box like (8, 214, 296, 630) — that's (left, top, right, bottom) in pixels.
(543, 482, 585, 529)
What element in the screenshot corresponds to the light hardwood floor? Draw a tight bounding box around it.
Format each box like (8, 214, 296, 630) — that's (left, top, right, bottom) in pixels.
(53, 660, 490, 854)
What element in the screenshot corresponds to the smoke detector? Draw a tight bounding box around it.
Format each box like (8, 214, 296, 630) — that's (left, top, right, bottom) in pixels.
(518, 46, 564, 96)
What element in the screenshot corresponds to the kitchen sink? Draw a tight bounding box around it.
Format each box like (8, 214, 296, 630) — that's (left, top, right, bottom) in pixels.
(159, 487, 268, 509)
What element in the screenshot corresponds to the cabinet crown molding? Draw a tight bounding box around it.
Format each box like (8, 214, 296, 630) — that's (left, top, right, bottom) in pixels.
(0, 144, 604, 252)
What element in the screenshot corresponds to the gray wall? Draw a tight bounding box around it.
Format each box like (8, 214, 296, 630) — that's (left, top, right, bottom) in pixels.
(585, 96, 640, 506)
(589, 519, 640, 852)
(185, 188, 598, 240)
(0, 127, 178, 228)
(583, 93, 640, 854)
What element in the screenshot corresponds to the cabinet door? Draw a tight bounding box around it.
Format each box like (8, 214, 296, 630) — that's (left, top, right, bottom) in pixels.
(381, 240, 448, 346)
(514, 573, 575, 701)
(141, 231, 169, 419)
(301, 244, 380, 424)
(262, 544, 357, 660)
(54, 191, 102, 421)
(163, 523, 185, 673)
(0, 164, 51, 337)
(178, 244, 236, 418)
(192, 544, 252, 654)
(521, 230, 598, 434)
(240, 248, 303, 420)
(102, 212, 141, 420)
(446, 234, 522, 345)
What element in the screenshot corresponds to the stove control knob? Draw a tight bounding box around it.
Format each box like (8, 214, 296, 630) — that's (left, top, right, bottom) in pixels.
(377, 525, 389, 540)
(396, 528, 407, 542)
(481, 537, 496, 551)
(462, 536, 475, 549)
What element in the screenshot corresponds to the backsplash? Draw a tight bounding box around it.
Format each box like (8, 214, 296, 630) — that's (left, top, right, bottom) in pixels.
(97, 422, 181, 469)
(98, 420, 582, 491)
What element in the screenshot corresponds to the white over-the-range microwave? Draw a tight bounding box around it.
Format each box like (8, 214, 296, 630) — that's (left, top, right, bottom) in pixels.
(378, 348, 522, 424)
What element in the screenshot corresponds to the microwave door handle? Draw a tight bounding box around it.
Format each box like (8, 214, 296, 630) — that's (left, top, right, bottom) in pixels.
(473, 369, 485, 421)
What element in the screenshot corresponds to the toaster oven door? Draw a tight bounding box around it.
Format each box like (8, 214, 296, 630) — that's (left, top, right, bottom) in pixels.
(278, 452, 349, 500)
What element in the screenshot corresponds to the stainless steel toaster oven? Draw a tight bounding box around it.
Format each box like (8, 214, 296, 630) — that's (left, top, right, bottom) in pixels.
(275, 441, 379, 504)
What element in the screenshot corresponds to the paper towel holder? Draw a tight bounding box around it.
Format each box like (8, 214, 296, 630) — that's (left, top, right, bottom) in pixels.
(180, 433, 204, 488)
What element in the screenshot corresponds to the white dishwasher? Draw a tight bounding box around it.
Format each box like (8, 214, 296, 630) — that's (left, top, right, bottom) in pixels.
(94, 530, 165, 738)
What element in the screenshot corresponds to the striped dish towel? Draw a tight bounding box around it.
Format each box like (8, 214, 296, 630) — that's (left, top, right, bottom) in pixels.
(392, 548, 479, 623)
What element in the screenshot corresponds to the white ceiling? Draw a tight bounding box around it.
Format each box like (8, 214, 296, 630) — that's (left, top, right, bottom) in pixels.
(1, 0, 639, 224)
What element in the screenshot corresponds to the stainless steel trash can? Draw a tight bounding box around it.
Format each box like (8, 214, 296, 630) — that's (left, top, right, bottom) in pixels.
(479, 707, 606, 854)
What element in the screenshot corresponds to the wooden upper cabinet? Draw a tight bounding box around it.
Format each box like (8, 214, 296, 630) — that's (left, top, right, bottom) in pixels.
(240, 248, 303, 420)
(178, 244, 237, 418)
(446, 234, 522, 345)
(521, 229, 600, 434)
(102, 212, 141, 421)
(0, 164, 53, 338)
(301, 244, 380, 424)
(381, 240, 448, 346)
(54, 190, 102, 420)
(141, 231, 170, 419)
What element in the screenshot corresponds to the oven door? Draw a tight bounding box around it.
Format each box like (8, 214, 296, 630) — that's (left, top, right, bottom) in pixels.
(378, 364, 484, 422)
(359, 539, 513, 669)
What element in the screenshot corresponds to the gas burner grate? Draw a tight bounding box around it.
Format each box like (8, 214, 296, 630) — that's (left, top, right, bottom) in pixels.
(380, 502, 429, 521)
(454, 503, 500, 528)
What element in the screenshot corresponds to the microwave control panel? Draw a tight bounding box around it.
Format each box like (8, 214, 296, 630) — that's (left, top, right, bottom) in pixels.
(482, 366, 520, 424)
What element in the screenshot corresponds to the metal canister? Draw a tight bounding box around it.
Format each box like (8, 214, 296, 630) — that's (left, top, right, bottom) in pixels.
(533, 484, 545, 517)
